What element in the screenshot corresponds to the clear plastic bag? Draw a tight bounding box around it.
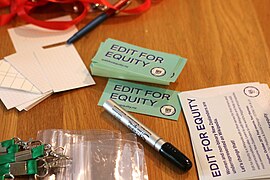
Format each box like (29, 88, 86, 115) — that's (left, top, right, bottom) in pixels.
(36, 129, 148, 180)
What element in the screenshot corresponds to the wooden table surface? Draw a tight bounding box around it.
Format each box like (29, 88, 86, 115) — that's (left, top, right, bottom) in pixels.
(0, 0, 269, 179)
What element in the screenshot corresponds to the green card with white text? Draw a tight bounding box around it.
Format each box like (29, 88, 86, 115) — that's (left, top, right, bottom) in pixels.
(98, 79, 181, 120)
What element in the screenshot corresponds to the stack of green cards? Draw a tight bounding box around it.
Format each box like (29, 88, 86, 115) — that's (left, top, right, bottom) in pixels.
(98, 79, 181, 120)
(90, 39, 187, 85)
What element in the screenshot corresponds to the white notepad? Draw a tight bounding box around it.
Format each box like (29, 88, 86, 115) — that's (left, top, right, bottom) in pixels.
(34, 45, 95, 92)
(5, 53, 52, 93)
(0, 15, 96, 111)
(0, 88, 45, 109)
(0, 60, 40, 93)
(8, 15, 78, 52)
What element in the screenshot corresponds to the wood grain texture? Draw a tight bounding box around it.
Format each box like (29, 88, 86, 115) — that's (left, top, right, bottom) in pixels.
(0, 0, 269, 179)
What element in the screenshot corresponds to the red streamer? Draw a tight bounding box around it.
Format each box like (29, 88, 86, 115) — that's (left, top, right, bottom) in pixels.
(0, 0, 151, 30)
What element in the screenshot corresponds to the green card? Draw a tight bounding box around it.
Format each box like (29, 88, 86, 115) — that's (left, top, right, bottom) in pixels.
(98, 79, 182, 120)
(90, 39, 187, 85)
(99, 39, 183, 81)
(90, 62, 171, 85)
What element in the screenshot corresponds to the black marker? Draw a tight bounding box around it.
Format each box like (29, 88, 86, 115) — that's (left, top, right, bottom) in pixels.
(103, 99, 192, 171)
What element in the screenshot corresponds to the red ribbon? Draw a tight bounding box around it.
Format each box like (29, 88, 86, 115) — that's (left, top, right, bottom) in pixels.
(0, 0, 151, 30)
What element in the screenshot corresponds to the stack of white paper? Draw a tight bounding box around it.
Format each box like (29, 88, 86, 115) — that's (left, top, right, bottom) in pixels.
(179, 82, 270, 180)
(0, 16, 95, 111)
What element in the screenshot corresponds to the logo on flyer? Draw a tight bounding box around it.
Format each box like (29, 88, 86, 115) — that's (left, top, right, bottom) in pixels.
(243, 86, 260, 97)
(151, 67, 166, 77)
(160, 105, 176, 116)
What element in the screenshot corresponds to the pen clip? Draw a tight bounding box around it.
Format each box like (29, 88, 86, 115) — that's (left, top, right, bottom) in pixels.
(92, 0, 132, 13)
(90, 3, 108, 12)
(115, 0, 132, 14)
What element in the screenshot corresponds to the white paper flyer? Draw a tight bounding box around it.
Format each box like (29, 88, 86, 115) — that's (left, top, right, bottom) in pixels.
(179, 82, 270, 180)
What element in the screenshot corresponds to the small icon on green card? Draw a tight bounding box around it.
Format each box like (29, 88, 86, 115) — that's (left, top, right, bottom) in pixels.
(98, 79, 182, 120)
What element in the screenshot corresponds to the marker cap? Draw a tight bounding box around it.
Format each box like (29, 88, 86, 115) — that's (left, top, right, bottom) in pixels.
(159, 142, 192, 171)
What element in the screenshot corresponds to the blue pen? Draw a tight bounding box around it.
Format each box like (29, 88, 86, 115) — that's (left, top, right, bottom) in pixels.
(67, 0, 130, 44)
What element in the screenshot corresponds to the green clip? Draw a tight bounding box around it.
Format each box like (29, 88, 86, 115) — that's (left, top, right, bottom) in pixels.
(0, 144, 19, 155)
(0, 159, 38, 177)
(0, 139, 15, 153)
(0, 145, 44, 165)
(7, 144, 19, 154)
